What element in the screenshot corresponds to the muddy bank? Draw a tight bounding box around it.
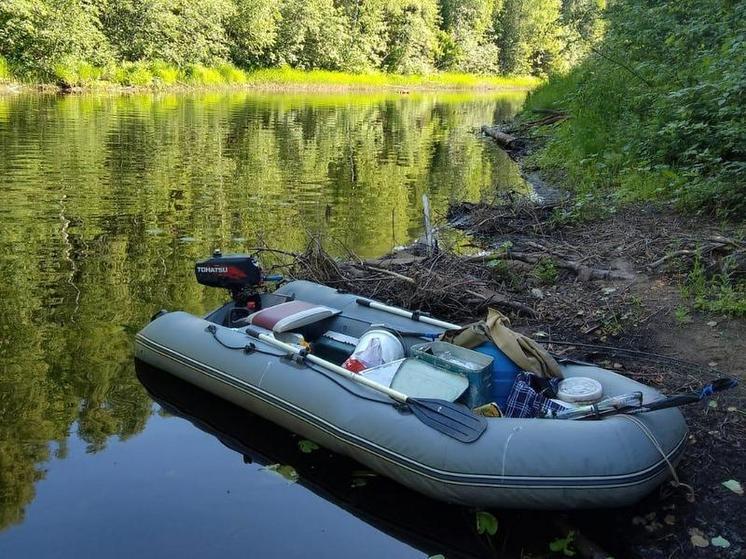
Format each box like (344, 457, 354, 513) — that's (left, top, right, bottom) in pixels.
(284, 153, 745, 557)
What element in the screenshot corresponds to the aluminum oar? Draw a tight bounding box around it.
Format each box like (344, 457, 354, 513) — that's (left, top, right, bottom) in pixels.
(355, 298, 460, 330)
(244, 327, 487, 443)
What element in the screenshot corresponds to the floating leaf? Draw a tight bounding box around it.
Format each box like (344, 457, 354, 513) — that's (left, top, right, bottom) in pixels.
(428, 555, 446, 559)
(721, 479, 743, 495)
(264, 463, 299, 483)
(298, 440, 319, 454)
(711, 536, 730, 548)
(475, 511, 498, 536)
(689, 528, 709, 548)
(549, 531, 576, 556)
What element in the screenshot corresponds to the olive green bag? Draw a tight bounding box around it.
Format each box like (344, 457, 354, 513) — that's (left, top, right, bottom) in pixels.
(439, 308, 562, 378)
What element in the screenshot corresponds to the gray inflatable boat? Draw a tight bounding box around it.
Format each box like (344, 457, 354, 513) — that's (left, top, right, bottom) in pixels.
(135, 268, 688, 509)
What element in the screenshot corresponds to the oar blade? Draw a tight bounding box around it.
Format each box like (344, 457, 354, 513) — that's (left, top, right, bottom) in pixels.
(408, 398, 487, 443)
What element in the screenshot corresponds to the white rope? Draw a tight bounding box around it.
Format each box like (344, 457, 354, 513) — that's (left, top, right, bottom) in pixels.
(620, 415, 694, 499)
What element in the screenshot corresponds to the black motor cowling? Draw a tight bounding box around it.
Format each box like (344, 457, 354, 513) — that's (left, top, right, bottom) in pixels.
(195, 251, 262, 291)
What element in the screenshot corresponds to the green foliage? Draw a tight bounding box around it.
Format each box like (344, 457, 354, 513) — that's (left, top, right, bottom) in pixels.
(226, 0, 280, 68)
(681, 254, 746, 317)
(52, 60, 104, 87)
(475, 510, 498, 536)
(182, 64, 223, 86)
(524, 0, 745, 218)
(0, 55, 11, 82)
(674, 305, 692, 325)
(100, 0, 234, 67)
(149, 60, 180, 86)
(113, 61, 154, 87)
(297, 439, 320, 453)
(0, 0, 113, 80)
(497, 0, 566, 76)
(549, 530, 576, 556)
(532, 257, 558, 284)
(0, 0, 597, 82)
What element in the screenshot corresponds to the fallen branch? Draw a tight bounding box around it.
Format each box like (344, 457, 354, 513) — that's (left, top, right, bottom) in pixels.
(472, 250, 635, 281)
(480, 125, 520, 149)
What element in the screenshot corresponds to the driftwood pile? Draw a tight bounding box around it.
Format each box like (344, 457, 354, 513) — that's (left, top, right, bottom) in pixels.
(286, 237, 535, 322)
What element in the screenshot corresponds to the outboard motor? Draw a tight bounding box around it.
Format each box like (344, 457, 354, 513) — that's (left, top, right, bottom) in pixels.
(195, 250, 264, 311)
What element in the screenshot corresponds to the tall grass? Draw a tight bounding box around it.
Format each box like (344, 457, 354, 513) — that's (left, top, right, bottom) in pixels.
(5, 58, 539, 92)
(0, 56, 13, 83)
(245, 67, 539, 89)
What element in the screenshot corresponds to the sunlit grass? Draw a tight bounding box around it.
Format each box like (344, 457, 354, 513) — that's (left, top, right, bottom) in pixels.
(0, 56, 13, 83)
(246, 67, 540, 90)
(3, 59, 539, 91)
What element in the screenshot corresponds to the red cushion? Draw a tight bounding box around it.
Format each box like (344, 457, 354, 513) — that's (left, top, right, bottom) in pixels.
(248, 301, 338, 333)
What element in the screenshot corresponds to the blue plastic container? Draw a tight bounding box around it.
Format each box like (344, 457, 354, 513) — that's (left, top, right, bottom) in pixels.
(473, 341, 521, 408)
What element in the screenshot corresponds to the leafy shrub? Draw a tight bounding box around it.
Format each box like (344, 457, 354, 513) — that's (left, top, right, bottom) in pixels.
(149, 61, 180, 86)
(681, 254, 746, 317)
(523, 0, 746, 218)
(216, 63, 247, 84)
(113, 62, 153, 87)
(0, 56, 11, 82)
(183, 64, 223, 85)
(53, 60, 103, 86)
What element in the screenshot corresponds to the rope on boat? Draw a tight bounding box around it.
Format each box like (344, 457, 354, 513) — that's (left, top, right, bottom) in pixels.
(205, 325, 286, 357)
(619, 414, 694, 500)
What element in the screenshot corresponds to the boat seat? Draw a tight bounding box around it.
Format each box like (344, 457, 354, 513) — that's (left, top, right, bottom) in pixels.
(247, 300, 340, 333)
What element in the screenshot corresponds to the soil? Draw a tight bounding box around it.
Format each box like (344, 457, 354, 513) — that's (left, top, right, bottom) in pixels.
(288, 140, 745, 557)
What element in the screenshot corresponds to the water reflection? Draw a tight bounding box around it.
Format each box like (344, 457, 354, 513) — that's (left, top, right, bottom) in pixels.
(137, 362, 492, 558)
(0, 89, 527, 546)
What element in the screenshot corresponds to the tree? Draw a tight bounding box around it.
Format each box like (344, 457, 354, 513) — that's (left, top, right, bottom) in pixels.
(100, 0, 234, 66)
(0, 0, 113, 78)
(226, 0, 281, 69)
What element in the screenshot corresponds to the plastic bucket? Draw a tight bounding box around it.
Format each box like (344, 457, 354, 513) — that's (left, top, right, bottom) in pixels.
(473, 341, 521, 408)
(342, 329, 405, 372)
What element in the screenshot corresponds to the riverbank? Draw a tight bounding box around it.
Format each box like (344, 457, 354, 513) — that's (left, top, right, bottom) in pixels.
(0, 63, 540, 94)
(511, 0, 744, 220)
(282, 130, 745, 556)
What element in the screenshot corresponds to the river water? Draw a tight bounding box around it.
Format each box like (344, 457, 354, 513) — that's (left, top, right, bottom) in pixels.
(0, 89, 531, 558)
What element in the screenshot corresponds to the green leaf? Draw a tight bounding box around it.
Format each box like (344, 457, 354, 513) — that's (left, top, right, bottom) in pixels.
(721, 479, 743, 495)
(549, 531, 576, 556)
(711, 536, 730, 548)
(475, 511, 498, 536)
(428, 555, 446, 559)
(298, 439, 319, 453)
(264, 463, 299, 483)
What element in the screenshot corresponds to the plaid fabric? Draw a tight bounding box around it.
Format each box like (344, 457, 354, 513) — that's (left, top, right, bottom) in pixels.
(502, 372, 567, 418)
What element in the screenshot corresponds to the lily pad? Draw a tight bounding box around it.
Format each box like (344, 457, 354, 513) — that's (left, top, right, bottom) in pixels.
(711, 536, 730, 548)
(475, 511, 498, 536)
(721, 479, 743, 495)
(298, 439, 319, 453)
(263, 463, 299, 483)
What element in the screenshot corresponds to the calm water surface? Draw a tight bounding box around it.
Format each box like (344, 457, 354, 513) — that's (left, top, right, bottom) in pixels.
(0, 89, 531, 558)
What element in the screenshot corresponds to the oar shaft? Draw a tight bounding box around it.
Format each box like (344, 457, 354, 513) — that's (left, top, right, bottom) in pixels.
(246, 328, 409, 404)
(356, 299, 460, 330)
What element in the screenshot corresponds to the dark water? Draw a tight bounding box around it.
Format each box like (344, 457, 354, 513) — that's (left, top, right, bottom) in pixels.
(0, 89, 531, 558)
